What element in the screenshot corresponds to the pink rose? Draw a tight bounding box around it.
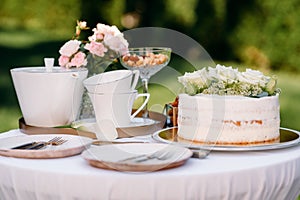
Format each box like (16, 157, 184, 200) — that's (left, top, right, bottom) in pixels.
(68, 52, 87, 68)
(104, 33, 128, 54)
(84, 41, 107, 57)
(58, 55, 70, 67)
(92, 24, 121, 40)
(95, 32, 104, 40)
(59, 40, 81, 57)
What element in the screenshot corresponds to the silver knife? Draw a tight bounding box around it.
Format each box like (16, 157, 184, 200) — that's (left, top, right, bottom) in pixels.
(26, 142, 47, 150)
(11, 142, 37, 149)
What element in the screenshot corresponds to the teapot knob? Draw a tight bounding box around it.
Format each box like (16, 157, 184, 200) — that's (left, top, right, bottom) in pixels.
(44, 58, 54, 72)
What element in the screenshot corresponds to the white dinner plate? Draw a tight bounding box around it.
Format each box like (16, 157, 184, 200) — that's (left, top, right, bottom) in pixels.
(0, 134, 92, 158)
(81, 143, 193, 172)
(152, 127, 300, 151)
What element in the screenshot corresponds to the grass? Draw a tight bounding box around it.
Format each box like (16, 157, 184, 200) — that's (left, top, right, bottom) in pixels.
(276, 72, 300, 131)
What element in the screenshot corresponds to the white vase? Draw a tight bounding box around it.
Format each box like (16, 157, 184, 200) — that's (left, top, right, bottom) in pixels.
(11, 67, 88, 127)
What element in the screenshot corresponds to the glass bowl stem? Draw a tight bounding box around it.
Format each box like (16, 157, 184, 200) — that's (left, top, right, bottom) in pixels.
(142, 78, 149, 118)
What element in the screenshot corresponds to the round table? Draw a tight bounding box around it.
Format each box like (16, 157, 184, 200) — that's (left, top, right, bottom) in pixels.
(0, 129, 300, 200)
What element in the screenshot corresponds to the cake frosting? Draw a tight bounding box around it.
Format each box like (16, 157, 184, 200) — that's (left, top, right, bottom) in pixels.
(177, 64, 280, 145)
(177, 94, 280, 144)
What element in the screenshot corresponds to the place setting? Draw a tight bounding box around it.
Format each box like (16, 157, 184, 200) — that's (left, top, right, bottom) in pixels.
(0, 134, 92, 159)
(81, 143, 193, 172)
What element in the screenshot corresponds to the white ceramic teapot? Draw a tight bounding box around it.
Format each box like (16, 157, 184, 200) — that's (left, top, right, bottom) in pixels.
(11, 66, 88, 127)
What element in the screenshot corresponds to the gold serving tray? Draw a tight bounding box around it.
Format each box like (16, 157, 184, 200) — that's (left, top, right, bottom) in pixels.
(152, 127, 300, 151)
(19, 110, 166, 139)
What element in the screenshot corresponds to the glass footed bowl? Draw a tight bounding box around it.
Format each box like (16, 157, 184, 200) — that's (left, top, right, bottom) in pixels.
(120, 47, 172, 80)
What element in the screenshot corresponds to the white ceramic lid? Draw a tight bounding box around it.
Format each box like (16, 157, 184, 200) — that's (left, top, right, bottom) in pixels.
(11, 67, 87, 74)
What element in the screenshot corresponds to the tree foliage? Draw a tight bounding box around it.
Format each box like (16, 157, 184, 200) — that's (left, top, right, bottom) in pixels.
(0, 0, 300, 72)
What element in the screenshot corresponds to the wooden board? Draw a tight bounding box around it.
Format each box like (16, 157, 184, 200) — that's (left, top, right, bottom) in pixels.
(19, 110, 166, 139)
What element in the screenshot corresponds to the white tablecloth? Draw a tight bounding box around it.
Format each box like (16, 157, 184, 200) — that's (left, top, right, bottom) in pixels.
(0, 129, 300, 200)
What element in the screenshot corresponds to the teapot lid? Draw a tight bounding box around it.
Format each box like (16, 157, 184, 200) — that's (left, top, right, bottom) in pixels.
(11, 67, 87, 73)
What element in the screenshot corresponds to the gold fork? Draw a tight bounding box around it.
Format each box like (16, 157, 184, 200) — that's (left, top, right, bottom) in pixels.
(27, 137, 68, 150)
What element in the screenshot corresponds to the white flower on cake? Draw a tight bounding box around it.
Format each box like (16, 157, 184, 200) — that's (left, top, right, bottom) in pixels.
(178, 64, 278, 97)
(237, 68, 269, 87)
(210, 65, 238, 84)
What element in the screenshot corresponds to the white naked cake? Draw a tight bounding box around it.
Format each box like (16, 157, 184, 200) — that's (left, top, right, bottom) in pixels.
(177, 64, 280, 145)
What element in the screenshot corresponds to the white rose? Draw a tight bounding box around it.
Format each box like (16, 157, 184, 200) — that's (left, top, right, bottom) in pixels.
(215, 64, 238, 84)
(104, 34, 129, 54)
(194, 68, 209, 86)
(196, 68, 209, 80)
(207, 66, 218, 80)
(238, 68, 269, 86)
(59, 40, 81, 57)
(178, 69, 208, 89)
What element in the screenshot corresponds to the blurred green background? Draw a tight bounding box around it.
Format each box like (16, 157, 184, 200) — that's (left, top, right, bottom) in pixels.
(0, 0, 300, 132)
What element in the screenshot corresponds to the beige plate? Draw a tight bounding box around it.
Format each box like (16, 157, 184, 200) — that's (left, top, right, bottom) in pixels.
(152, 127, 300, 151)
(19, 110, 166, 139)
(72, 117, 161, 138)
(0, 134, 92, 159)
(81, 143, 192, 172)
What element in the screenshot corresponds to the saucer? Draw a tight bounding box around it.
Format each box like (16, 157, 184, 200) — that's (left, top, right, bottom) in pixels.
(72, 118, 162, 137)
(72, 117, 158, 128)
(118, 117, 159, 128)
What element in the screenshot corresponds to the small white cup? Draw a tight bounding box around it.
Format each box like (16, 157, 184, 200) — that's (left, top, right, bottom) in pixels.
(83, 70, 139, 93)
(88, 90, 150, 127)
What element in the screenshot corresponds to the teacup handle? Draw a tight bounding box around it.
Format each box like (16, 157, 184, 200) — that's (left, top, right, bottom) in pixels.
(130, 93, 150, 119)
(130, 70, 140, 90)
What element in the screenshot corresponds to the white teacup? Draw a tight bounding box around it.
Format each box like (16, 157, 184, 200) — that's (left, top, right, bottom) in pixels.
(11, 67, 88, 127)
(88, 90, 150, 127)
(83, 70, 139, 93)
